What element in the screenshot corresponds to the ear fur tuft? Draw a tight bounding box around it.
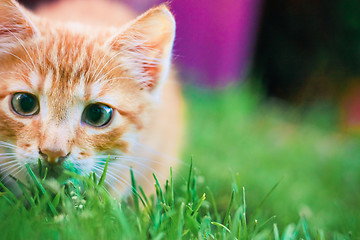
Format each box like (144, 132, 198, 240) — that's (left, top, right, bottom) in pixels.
(108, 4, 176, 96)
(0, 0, 38, 53)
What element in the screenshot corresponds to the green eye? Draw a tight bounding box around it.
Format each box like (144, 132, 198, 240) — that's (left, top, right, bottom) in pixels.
(82, 103, 113, 127)
(11, 92, 39, 116)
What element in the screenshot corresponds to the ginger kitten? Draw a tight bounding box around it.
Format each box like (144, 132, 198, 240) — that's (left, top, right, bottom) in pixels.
(0, 0, 184, 196)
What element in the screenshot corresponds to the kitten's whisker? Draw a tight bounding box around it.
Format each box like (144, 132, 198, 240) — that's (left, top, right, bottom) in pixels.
(0, 153, 16, 156)
(0, 157, 17, 161)
(92, 165, 132, 191)
(87, 43, 97, 78)
(1, 165, 25, 185)
(0, 163, 22, 182)
(95, 155, 173, 175)
(0, 140, 17, 148)
(93, 155, 166, 178)
(0, 25, 37, 69)
(104, 179, 120, 196)
(93, 154, 166, 165)
(93, 161, 152, 186)
(92, 172, 113, 195)
(93, 172, 121, 197)
(0, 146, 17, 151)
(109, 162, 166, 181)
(96, 75, 134, 83)
(93, 164, 129, 185)
(76, 154, 171, 181)
(65, 160, 87, 175)
(107, 164, 152, 186)
(0, 157, 16, 162)
(8, 165, 25, 180)
(32, 30, 42, 70)
(0, 159, 18, 167)
(0, 158, 17, 163)
(92, 50, 124, 81)
(102, 169, 140, 198)
(129, 50, 162, 64)
(93, 34, 156, 81)
(123, 138, 187, 166)
(0, 162, 21, 173)
(90, 36, 121, 81)
(0, 72, 32, 82)
(42, 34, 46, 74)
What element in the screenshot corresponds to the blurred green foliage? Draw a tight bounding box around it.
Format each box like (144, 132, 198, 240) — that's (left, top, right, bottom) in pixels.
(182, 84, 360, 237)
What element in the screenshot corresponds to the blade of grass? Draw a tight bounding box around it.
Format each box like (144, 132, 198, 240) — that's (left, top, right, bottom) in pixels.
(38, 158, 42, 178)
(241, 186, 248, 238)
(186, 157, 193, 203)
(253, 177, 284, 217)
(15, 178, 36, 208)
(0, 181, 17, 204)
(170, 167, 174, 209)
(206, 186, 220, 222)
(273, 223, 280, 240)
(177, 202, 185, 240)
(153, 173, 165, 204)
(302, 218, 311, 240)
(52, 191, 61, 209)
(242, 186, 247, 225)
(191, 193, 206, 216)
(1, 195, 14, 205)
(211, 222, 231, 234)
(256, 215, 277, 233)
(130, 168, 139, 214)
(92, 172, 97, 184)
(41, 167, 48, 183)
(138, 186, 149, 207)
(98, 156, 110, 187)
(25, 164, 57, 216)
(223, 190, 235, 226)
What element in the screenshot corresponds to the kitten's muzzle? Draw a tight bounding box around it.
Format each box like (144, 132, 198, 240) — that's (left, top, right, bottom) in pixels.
(39, 148, 70, 165)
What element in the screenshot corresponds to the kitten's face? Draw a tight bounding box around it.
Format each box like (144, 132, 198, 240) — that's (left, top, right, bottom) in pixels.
(0, 0, 175, 181)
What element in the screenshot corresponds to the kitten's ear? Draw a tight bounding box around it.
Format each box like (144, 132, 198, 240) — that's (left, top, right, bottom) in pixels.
(109, 4, 175, 94)
(0, 0, 38, 52)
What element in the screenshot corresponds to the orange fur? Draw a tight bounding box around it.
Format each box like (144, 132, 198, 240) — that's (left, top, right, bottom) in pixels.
(0, 0, 184, 196)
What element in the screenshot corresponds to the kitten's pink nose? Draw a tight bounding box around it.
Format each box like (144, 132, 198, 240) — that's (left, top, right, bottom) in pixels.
(39, 148, 69, 165)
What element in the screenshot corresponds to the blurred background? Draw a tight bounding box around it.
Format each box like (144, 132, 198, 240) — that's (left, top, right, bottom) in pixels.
(19, 0, 360, 237)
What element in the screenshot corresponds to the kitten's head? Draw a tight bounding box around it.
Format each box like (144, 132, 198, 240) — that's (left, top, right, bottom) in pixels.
(0, 0, 175, 181)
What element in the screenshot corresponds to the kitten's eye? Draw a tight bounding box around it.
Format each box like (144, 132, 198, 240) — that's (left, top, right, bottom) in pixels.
(82, 103, 113, 127)
(11, 92, 40, 116)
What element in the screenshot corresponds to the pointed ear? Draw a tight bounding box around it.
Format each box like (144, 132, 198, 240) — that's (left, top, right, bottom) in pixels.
(108, 4, 175, 94)
(0, 0, 38, 53)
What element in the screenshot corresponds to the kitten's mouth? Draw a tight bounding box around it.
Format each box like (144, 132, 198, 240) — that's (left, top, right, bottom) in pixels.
(35, 158, 78, 180)
(35, 162, 65, 179)
(46, 165, 65, 178)
(36, 153, 78, 179)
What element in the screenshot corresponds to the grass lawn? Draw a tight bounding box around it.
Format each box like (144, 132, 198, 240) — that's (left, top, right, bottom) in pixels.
(0, 84, 359, 239)
(183, 84, 360, 238)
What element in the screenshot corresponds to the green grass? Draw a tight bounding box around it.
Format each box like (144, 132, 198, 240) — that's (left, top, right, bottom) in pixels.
(0, 84, 359, 239)
(182, 84, 360, 238)
(0, 158, 325, 239)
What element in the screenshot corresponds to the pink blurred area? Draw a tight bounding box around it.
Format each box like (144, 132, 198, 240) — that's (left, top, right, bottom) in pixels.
(170, 0, 262, 86)
(124, 0, 263, 87)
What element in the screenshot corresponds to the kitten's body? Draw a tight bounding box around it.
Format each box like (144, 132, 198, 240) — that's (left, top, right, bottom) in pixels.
(0, 0, 183, 195)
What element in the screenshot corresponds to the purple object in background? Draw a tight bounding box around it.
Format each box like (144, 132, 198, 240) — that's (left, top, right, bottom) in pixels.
(123, 0, 263, 86)
(169, 0, 263, 86)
